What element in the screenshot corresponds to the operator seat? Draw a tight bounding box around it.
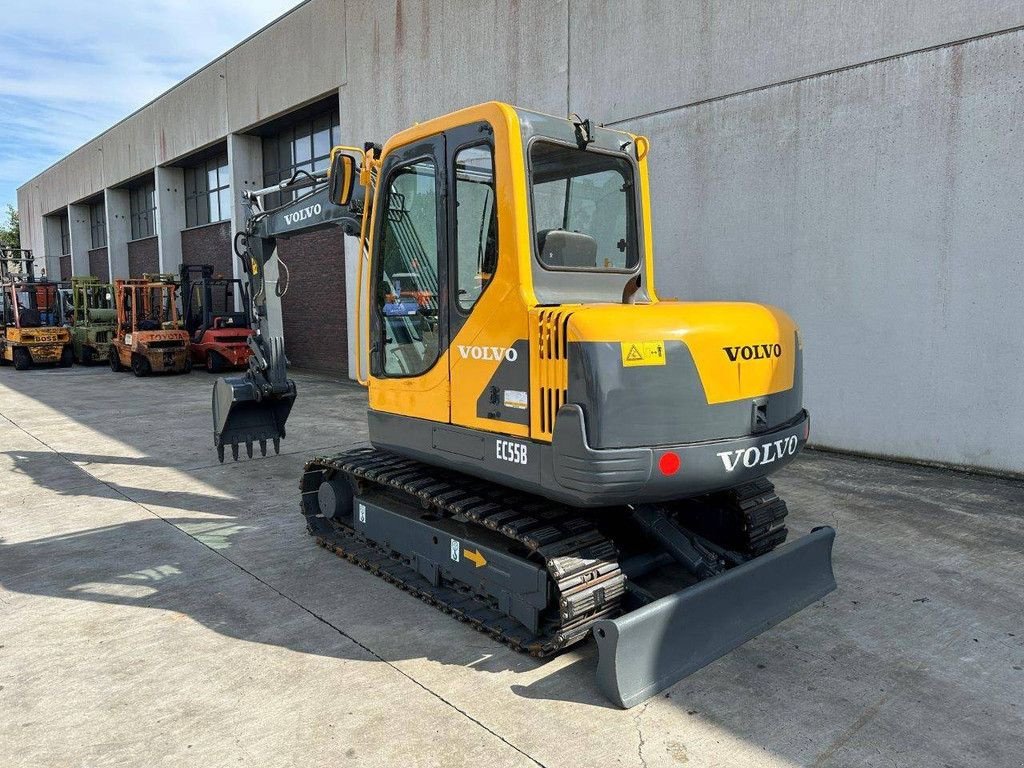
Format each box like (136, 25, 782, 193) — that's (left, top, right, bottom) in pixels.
(18, 307, 40, 327)
(536, 229, 598, 268)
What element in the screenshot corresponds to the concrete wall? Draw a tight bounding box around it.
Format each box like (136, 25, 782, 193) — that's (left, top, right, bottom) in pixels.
(15, 0, 1024, 473)
(41, 215, 63, 280)
(338, 0, 567, 143)
(104, 189, 131, 280)
(67, 203, 91, 276)
(226, 133, 264, 291)
(155, 166, 185, 274)
(625, 31, 1024, 475)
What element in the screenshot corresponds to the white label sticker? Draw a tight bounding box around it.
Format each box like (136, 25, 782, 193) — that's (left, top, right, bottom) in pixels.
(503, 390, 528, 410)
(358, 503, 366, 523)
(450, 539, 460, 562)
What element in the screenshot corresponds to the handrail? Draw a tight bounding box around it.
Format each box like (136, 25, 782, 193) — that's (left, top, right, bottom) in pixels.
(353, 148, 377, 387)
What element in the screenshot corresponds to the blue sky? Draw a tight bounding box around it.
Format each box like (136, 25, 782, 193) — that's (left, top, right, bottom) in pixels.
(0, 0, 300, 215)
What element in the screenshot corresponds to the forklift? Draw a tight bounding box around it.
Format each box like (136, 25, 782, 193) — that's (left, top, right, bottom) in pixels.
(179, 264, 253, 373)
(0, 249, 73, 370)
(68, 276, 116, 364)
(109, 274, 190, 376)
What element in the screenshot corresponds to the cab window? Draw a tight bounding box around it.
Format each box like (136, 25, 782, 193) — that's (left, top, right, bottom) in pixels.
(453, 145, 497, 311)
(377, 158, 441, 376)
(530, 141, 638, 271)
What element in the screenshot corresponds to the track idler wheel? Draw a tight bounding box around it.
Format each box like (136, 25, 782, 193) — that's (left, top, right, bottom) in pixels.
(317, 478, 355, 521)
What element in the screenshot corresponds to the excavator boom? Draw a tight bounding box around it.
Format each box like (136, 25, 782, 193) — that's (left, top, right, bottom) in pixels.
(212, 166, 366, 460)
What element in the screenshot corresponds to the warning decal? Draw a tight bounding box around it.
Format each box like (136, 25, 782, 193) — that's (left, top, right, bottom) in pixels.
(620, 341, 667, 367)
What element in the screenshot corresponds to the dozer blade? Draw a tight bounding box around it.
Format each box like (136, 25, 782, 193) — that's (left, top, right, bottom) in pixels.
(212, 374, 295, 461)
(593, 525, 836, 708)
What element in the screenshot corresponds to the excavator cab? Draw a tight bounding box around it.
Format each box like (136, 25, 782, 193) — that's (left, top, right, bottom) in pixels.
(214, 103, 835, 707)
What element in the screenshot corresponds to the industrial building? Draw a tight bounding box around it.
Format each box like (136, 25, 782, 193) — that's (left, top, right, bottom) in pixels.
(16, 0, 1024, 476)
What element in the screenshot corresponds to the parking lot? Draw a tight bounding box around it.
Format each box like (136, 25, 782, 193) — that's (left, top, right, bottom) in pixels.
(1, 365, 1022, 767)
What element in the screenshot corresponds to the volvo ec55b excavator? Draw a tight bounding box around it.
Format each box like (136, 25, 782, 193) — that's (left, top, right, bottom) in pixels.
(213, 103, 836, 708)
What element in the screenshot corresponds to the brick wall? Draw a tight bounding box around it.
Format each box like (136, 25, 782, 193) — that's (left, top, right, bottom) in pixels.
(181, 221, 233, 277)
(87, 248, 109, 281)
(59, 255, 71, 280)
(127, 236, 159, 278)
(277, 229, 347, 375)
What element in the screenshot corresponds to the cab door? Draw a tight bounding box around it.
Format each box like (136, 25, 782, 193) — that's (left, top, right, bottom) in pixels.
(445, 122, 530, 438)
(366, 133, 451, 423)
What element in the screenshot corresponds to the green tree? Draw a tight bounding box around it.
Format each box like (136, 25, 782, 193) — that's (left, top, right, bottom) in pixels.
(0, 204, 19, 248)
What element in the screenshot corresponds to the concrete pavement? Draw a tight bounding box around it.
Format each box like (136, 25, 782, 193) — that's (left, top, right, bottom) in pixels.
(1, 364, 1022, 767)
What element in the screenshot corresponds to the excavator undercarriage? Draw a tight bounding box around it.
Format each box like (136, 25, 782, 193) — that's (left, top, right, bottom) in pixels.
(301, 448, 834, 708)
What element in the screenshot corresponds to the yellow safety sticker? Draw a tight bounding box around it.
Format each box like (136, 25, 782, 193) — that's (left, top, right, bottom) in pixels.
(620, 341, 667, 367)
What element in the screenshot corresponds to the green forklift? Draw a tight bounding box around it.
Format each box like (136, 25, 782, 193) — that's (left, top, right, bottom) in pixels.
(68, 276, 116, 365)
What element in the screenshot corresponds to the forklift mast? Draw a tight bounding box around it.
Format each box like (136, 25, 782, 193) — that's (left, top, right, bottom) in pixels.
(179, 264, 251, 337)
(0, 248, 36, 282)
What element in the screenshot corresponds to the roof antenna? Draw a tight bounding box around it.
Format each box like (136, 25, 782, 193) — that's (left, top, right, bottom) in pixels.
(569, 113, 594, 149)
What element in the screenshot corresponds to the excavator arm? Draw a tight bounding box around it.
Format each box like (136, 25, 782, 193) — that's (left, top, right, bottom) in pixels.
(212, 159, 368, 461)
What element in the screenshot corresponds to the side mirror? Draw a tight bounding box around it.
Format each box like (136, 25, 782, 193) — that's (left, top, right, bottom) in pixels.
(329, 150, 357, 207)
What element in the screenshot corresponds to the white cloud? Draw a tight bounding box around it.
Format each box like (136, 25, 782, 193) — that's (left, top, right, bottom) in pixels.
(0, 0, 301, 211)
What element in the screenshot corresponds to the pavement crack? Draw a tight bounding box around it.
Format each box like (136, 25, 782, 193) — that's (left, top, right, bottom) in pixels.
(633, 702, 650, 768)
(812, 692, 889, 767)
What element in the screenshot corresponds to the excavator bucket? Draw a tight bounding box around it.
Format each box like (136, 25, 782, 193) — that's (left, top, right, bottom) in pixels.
(593, 525, 836, 708)
(212, 373, 296, 461)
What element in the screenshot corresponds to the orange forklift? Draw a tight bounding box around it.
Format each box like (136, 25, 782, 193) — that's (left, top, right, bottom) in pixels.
(179, 264, 253, 372)
(109, 274, 191, 376)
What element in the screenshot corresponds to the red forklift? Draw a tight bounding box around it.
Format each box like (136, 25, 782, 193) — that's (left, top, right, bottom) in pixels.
(179, 264, 253, 373)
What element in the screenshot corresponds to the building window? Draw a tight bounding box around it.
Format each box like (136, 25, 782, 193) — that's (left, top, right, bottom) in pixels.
(184, 153, 231, 227)
(59, 215, 70, 256)
(262, 107, 340, 209)
(90, 203, 106, 249)
(129, 180, 156, 240)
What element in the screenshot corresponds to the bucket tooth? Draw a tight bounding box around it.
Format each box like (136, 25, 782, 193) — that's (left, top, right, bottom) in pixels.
(246, 440, 254, 459)
(273, 438, 280, 455)
(217, 444, 225, 464)
(259, 439, 267, 457)
(231, 443, 239, 461)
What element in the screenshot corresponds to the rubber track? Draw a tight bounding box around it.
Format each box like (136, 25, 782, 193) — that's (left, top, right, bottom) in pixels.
(300, 447, 626, 657)
(718, 478, 790, 556)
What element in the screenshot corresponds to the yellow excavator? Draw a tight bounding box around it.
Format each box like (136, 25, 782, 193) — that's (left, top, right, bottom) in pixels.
(213, 102, 836, 708)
